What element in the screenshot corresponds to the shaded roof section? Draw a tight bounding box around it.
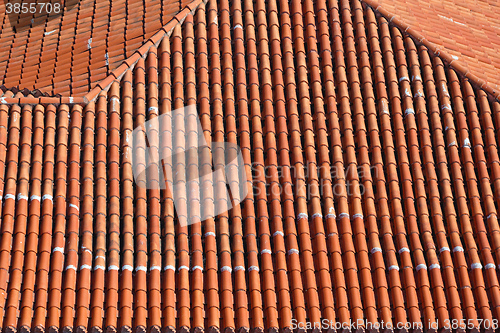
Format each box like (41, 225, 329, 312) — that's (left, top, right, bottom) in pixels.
(0, 0, 190, 97)
(363, 0, 500, 100)
(1, 0, 500, 332)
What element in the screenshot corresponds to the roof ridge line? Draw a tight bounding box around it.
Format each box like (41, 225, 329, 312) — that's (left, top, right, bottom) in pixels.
(361, 0, 500, 102)
(83, 0, 206, 104)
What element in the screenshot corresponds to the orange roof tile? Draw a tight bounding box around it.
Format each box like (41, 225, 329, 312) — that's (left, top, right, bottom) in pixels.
(0, 0, 500, 332)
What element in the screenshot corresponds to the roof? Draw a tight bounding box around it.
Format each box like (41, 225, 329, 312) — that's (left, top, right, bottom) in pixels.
(363, 0, 500, 100)
(0, 0, 500, 332)
(0, 0, 187, 97)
